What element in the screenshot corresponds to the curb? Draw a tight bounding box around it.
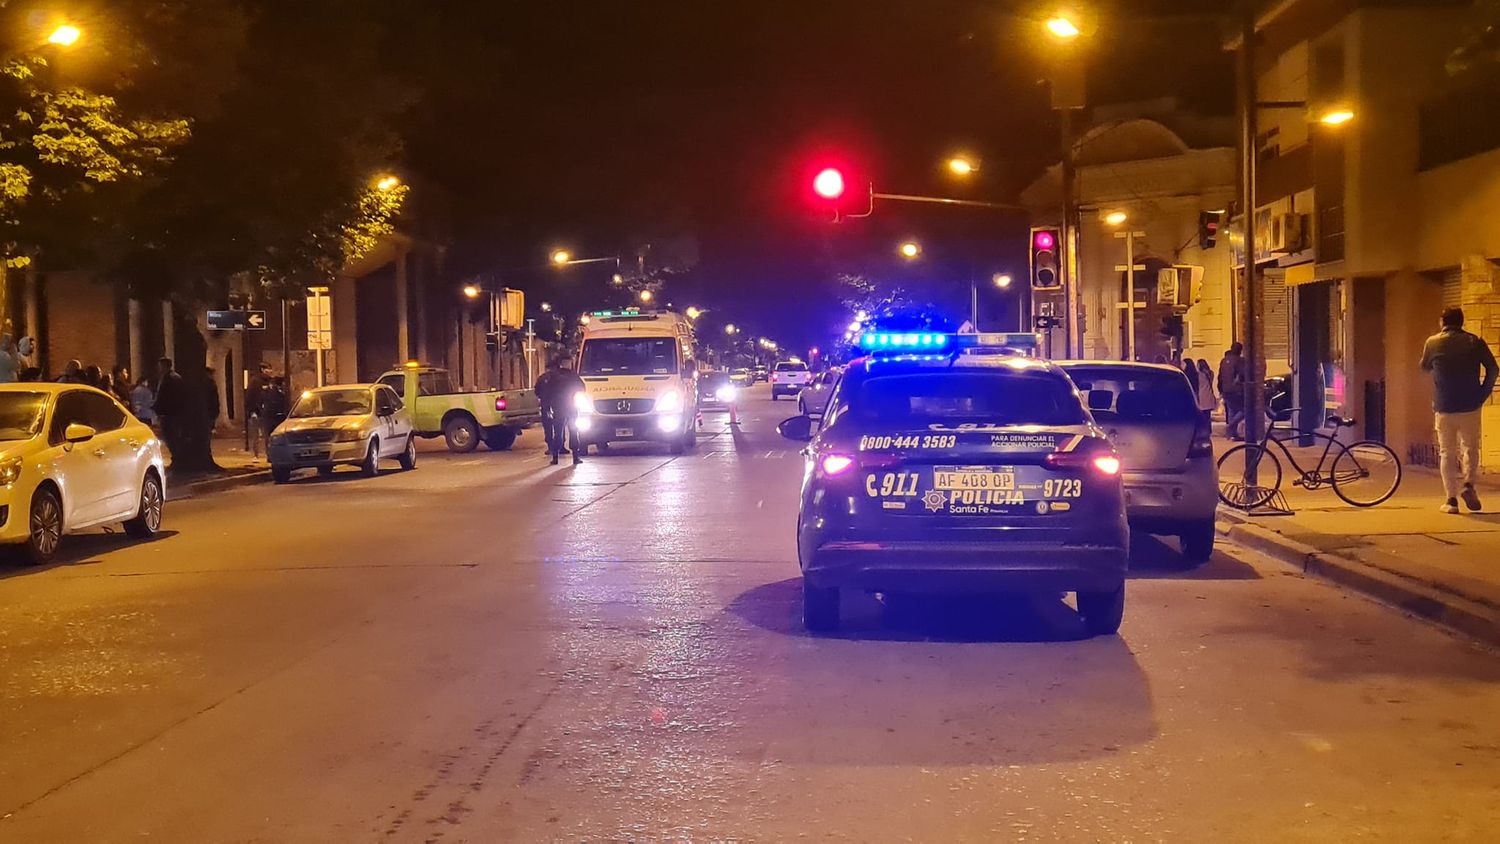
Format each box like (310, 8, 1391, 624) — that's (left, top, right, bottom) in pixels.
(1216, 510, 1500, 646)
(167, 469, 271, 501)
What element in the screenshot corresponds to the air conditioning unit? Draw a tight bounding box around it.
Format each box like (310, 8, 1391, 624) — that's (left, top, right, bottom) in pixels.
(1269, 213, 1307, 254)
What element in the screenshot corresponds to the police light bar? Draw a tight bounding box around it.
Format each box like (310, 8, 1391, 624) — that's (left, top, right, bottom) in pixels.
(858, 332, 950, 350)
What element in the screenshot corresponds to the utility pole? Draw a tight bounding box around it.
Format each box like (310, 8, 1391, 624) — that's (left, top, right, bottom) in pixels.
(1059, 109, 1079, 357)
(1237, 4, 1265, 481)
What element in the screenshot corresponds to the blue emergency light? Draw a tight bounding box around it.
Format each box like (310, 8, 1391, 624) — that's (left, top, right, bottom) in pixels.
(857, 331, 1043, 357)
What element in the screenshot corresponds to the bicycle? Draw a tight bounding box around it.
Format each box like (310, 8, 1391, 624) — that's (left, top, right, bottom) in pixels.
(1217, 407, 1402, 509)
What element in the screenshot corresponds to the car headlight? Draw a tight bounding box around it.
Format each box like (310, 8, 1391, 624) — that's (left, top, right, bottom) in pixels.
(268, 433, 287, 447)
(335, 428, 365, 442)
(0, 455, 21, 486)
(655, 389, 684, 414)
(715, 385, 737, 402)
(574, 392, 595, 414)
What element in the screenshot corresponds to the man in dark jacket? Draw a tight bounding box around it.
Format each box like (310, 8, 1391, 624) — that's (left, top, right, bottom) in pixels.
(153, 357, 187, 459)
(535, 358, 587, 465)
(1421, 307, 1499, 513)
(1218, 342, 1246, 440)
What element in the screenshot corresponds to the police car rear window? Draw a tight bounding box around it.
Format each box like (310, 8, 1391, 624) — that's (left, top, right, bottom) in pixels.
(1064, 367, 1199, 423)
(851, 373, 1086, 426)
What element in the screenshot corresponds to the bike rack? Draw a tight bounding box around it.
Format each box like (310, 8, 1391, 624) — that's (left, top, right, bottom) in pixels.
(1221, 482, 1296, 516)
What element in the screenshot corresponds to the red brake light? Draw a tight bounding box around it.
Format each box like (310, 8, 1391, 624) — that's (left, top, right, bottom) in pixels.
(1092, 455, 1122, 476)
(1188, 417, 1214, 458)
(820, 454, 855, 476)
(495, 397, 508, 411)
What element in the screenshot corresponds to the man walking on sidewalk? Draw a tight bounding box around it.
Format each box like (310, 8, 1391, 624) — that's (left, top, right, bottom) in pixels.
(1219, 342, 1246, 440)
(1421, 307, 1498, 513)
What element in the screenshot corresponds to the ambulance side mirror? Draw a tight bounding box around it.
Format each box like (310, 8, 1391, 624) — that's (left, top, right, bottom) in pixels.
(777, 415, 814, 442)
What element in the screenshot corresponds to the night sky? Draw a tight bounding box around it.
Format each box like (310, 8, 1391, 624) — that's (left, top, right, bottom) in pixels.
(394, 1, 1233, 352)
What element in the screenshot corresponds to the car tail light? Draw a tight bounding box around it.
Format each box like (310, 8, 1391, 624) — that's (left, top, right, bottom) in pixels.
(1045, 439, 1121, 475)
(819, 453, 856, 476)
(494, 397, 508, 411)
(1188, 417, 1214, 458)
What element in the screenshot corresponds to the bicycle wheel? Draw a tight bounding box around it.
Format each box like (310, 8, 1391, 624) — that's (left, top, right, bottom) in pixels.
(1217, 443, 1283, 510)
(1331, 440, 1402, 507)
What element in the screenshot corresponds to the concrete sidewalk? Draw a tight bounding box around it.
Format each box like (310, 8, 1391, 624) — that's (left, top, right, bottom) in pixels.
(1213, 432, 1500, 642)
(163, 434, 271, 499)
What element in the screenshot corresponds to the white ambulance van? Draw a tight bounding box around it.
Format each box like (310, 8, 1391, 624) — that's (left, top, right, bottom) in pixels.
(574, 308, 699, 455)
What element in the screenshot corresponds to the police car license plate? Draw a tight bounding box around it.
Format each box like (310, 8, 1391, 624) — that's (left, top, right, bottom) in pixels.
(933, 468, 1016, 491)
(615, 427, 633, 438)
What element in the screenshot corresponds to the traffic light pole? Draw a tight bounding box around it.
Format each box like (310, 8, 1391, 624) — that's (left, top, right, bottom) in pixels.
(1237, 5, 1265, 484)
(1059, 109, 1079, 358)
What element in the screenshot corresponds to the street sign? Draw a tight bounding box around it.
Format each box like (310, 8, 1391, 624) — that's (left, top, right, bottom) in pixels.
(306, 290, 332, 351)
(207, 309, 267, 331)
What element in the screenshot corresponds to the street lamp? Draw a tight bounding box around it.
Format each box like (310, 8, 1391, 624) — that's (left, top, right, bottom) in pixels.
(1103, 210, 1128, 227)
(611, 273, 624, 286)
(47, 24, 81, 46)
(725, 324, 738, 336)
(993, 273, 1013, 289)
(579, 314, 591, 325)
(638, 289, 653, 303)
(375, 174, 402, 192)
(946, 156, 977, 176)
(1045, 16, 1081, 39)
(685, 306, 703, 320)
(1319, 108, 1355, 126)
(550, 249, 572, 265)
(898, 241, 921, 259)
(462, 283, 482, 299)
(540, 301, 552, 312)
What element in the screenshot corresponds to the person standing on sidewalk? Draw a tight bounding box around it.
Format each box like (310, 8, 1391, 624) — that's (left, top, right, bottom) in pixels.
(1218, 343, 1246, 440)
(1421, 307, 1499, 514)
(1195, 358, 1217, 419)
(153, 357, 187, 459)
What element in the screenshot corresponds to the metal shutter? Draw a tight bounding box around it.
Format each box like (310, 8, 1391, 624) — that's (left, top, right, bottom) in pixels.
(1263, 272, 1291, 366)
(1439, 267, 1462, 309)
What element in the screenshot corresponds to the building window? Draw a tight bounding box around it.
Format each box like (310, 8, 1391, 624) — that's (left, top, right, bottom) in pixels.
(1317, 204, 1345, 263)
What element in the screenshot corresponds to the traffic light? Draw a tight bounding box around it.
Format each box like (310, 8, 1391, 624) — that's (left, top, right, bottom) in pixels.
(1029, 227, 1062, 289)
(1197, 211, 1223, 250)
(813, 167, 845, 201)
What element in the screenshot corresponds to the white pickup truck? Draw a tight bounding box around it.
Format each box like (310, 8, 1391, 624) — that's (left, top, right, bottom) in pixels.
(769, 359, 813, 400)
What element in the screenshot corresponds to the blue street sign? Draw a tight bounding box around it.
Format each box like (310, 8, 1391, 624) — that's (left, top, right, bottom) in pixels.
(207, 309, 267, 331)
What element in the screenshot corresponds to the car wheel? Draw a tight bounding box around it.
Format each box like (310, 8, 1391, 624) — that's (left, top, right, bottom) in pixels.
(443, 415, 480, 453)
(483, 427, 517, 451)
(272, 466, 293, 484)
(123, 472, 164, 539)
(1077, 586, 1125, 637)
(803, 581, 839, 633)
(361, 439, 380, 477)
(23, 487, 63, 566)
(397, 436, 418, 470)
(1180, 520, 1216, 564)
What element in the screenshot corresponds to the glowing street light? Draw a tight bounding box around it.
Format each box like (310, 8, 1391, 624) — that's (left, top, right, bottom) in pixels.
(685, 306, 703, 320)
(898, 241, 922, 259)
(638, 289, 654, 303)
(550, 249, 572, 265)
(1046, 16, 1081, 39)
(724, 324, 739, 336)
(540, 301, 552, 312)
(947, 157, 977, 176)
(993, 273, 1013, 289)
(462, 283, 482, 299)
(579, 314, 592, 325)
(1103, 210, 1129, 226)
(1319, 108, 1355, 126)
(375, 174, 402, 192)
(611, 273, 625, 285)
(47, 24, 81, 46)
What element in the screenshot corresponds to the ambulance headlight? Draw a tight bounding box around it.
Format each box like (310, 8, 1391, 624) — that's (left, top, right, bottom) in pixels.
(658, 414, 682, 432)
(573, 392, 595, 414)
(655, 389, 684, 414)
(576, 416, 593, 432)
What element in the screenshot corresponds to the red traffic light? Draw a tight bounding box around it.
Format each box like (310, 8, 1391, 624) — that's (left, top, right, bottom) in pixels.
(1033, 230, 1055, 250)
(813, 168, 846, 200)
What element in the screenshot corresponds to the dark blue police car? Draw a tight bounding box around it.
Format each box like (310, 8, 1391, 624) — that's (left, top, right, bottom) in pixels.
(777, 332, 1130, 635)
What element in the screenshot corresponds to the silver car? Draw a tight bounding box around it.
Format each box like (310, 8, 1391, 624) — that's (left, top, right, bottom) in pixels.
(797, 368, 840, 418)
(268, 384, 417, 483)
(1059, 362, 1218, 562)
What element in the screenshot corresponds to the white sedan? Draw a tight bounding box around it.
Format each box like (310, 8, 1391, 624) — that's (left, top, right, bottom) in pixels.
(0, 383, 166, 565)
(267, 384, 416, 483)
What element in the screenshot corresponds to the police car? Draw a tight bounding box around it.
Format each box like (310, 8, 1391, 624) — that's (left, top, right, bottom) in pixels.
(777, 332, 1129, 635)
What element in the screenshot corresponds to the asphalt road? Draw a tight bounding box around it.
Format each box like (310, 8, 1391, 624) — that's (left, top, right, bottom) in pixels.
(3, 384, 1499, 841)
